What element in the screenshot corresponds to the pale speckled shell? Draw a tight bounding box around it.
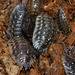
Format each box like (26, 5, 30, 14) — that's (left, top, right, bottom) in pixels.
(62, 45, 75, 75)
(32, 13, 57, 52)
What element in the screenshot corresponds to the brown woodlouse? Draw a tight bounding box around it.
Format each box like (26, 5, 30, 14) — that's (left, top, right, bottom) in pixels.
(7, 1, 35, 70)
(62, 43, 75, 75)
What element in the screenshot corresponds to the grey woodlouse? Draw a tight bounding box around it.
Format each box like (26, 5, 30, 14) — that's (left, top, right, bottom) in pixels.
(56, 7, 72, 35)
(7, 1, 29, 39)
(32, 12, 57, 56)
(62, 43, 75, 75)
(7, 1, 35, 70)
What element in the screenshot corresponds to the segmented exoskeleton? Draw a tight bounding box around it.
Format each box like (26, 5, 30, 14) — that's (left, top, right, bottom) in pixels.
(28, 0, 41, 15)
(7, 1, 29, 39)
(8, 37, 35, 70)
(62, 43, 75, 75)
(32, 13, 57, 56)
(7, 1, 35, 70)
(56, 7, 72, 35)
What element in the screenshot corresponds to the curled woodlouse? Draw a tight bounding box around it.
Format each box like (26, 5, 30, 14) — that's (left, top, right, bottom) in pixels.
(7, 1, 35, 70)
(56, 7, 72, 35)
(32, 12, 57, 56)
(62, 43, 75, 75)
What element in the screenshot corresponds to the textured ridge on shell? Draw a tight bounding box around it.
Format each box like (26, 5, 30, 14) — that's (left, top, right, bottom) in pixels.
(56, 7, 72, 35)
(33, 13, 57, 52)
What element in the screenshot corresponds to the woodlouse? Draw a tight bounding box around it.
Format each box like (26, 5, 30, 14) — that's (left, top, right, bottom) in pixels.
(56, 7, 72, 35)
(62, 43, 75, 75)
(7, 1, 35, 70)
(32, 12, 57, 56)
(7, 1, 29, 39)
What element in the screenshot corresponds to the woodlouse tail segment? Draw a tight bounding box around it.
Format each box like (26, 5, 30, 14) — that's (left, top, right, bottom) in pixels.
(56, 7, 72, 35)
